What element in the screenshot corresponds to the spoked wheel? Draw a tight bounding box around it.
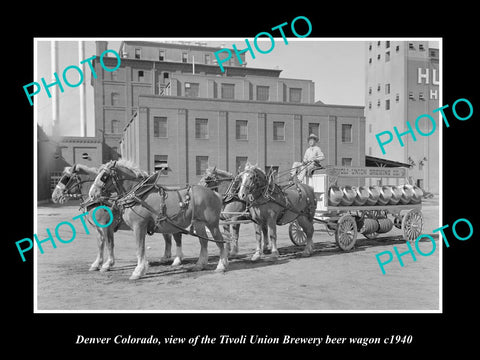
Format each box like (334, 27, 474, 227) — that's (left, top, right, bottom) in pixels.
(401, 208, 423, 242)
(335, 214, 357, 251)
(288, 220, 307, 246)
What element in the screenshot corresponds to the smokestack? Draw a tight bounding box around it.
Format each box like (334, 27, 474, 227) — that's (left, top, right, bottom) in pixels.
(78, 41, 87, 137)
(51, 41, 59, 136)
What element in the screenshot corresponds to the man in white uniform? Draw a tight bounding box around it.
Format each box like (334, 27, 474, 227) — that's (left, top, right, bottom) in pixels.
(296, 133, 325, 184)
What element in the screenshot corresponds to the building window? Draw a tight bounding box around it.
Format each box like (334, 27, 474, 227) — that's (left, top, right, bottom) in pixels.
(154, 116, 168, 138)
(377, 84, 381, 92)
(396, 45, 400, 52)
(221, 83, 235, 99)
(377, 99, 381, 108)
(409, 91, 415, 100)
(308, 123, 319, 138)
(273, 121, 285, 141)
(236, 156, 248, 172)
(408, 43, 415, 50)
(111, 92, 119, 106)
(256, 86, 269, 101)
(368, 87, 372, 95)
(195, 118, 208, 139)
(385, 41, 390, 48)
(342, 158, 352, 166)
(368, 58, 372, 64)
(342, 124, 352, 143)
(385, 83, 390, 94)
(419, 92, 425, 100)
(185, 82, 199, 97)
(385, 51, 390, 62)
(289, 88, 302, 103)
(265, 165, 279, 175)
(205, 53, 211, 64)
(159, 50, 165, 61)
(154, 155, 168, 173)
(135, 48, 141, 59)
(419, 44, 425, 51)
(385, 99, 390, 110)
(138, 70, 144, 82)
(182, 52, 188, 63)
(368, 124, 372, 133)
(368, 43, 372, 51)
(377, 41, 381, 47)
(111, 119, 120, 133)
(377, 54, 381, 60)
(368, 101, 372, 110)
(196, 156, 209, 176)
(236, 120, 248, 140)
(396, 93, 400, 102)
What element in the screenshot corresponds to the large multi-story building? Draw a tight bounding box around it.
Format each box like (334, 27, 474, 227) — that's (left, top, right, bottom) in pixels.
(94, 41, 366, 185)
(365, 40, 440, 193)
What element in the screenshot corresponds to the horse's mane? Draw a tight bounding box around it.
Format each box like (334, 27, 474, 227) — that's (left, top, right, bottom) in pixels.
(99, 159, 148, 178)
(207, 166, 233, 178)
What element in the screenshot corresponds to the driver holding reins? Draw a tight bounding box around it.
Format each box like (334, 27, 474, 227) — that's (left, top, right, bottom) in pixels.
(296, 133, 325, 184)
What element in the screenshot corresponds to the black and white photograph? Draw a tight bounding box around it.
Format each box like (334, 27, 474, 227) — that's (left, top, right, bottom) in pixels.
(7, 9, 479, 356)
(32, 38, 441, 311)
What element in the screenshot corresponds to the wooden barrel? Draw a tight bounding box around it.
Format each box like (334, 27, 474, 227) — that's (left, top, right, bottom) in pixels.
(411, 185, 424, 204)
(400, 184, 414, 204)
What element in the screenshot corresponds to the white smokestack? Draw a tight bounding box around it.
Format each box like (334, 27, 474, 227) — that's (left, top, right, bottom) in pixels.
(51, 41, 59, 135)
(78, 41, 87, 137)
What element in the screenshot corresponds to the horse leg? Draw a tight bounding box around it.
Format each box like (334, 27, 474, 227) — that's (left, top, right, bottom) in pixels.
(297, 216, 314, 257)
(262, 224, 271, 253)
(89, 226, 105, 271)
(207, 224, 228, 273)
(130, 224, 149, 280)
(161, 233, 172, 263)
(100, 227, 115, 272)
(267, 217, 279, 260)
(251, 223, 264, 261)
(229, 223, 240, 257)
(171, 233, 184, 266)
(193, 223, 209, 271)
(223, 223, 231, 255)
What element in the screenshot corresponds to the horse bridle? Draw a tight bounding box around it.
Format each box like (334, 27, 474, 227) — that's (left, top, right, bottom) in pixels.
(58, 165, 89, 200)
(95, 161, 144, 197)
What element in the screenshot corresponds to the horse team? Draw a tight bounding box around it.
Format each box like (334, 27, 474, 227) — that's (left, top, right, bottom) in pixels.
(51, 159, 316, 280)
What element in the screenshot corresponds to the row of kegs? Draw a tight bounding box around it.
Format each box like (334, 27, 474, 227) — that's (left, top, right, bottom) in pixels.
(328, 184, 423, 207)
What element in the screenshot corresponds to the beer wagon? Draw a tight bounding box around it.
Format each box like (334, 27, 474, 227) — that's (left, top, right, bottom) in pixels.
(288, 166, 424, 251)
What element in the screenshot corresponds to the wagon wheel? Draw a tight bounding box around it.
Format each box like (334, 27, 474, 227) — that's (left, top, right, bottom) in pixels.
(335, 214, 357, 251)
(401, 208, 423, 242)
(288, 220, 307, 246)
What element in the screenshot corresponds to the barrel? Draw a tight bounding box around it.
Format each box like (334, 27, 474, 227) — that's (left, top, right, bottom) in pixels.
(328, 185, 344, 206)
(389, 185, 403, 205)
(340, 185, 356, 206)
(411, 185, 424, 204)
(400, 184, 414, 204)
(353, 186, 369, 206)
(366, 185, 381, 205)
(377, 185, 392, 206)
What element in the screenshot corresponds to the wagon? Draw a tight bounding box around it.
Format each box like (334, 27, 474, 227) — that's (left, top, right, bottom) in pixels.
(288, 166, 424, 251)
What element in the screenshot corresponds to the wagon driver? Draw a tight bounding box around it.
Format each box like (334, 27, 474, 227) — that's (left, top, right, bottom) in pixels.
(295, 133, 325, 184)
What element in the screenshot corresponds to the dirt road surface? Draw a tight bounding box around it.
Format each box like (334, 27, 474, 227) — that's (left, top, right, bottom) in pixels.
(35, 198, 440, 311)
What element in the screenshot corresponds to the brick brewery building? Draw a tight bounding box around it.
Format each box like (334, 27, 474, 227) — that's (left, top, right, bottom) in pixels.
(365, 40, 440, 193)
(90, 40, 365, 185)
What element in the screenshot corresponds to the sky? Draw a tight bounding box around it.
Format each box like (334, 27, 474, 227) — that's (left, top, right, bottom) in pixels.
(35, 38, 368, 137)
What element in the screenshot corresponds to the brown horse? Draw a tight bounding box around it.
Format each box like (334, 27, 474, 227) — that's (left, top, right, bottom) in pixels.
(88, 160, 228, 280)
(237, 163, 317, 261)
(199, 166, 250, 256)
(51, 163, 182, 271)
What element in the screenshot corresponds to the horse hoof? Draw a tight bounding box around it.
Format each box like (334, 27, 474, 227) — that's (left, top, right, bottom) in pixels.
(251, 252, 262, 262)
(270, 250, 280, 260)
(301, 250, 312, 257)
(160, 256, 172, 263)
(99, 266, 110, 273)
(89, 265, 100, 271)
(193, 263, 207, 271)
(171, 257, 182, 267)
(215, 266, 226, 273)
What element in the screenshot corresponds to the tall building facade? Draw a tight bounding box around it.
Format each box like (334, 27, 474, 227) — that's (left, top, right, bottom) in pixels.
(365, 40, 440, 193)
(90, 40, 364, 185)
